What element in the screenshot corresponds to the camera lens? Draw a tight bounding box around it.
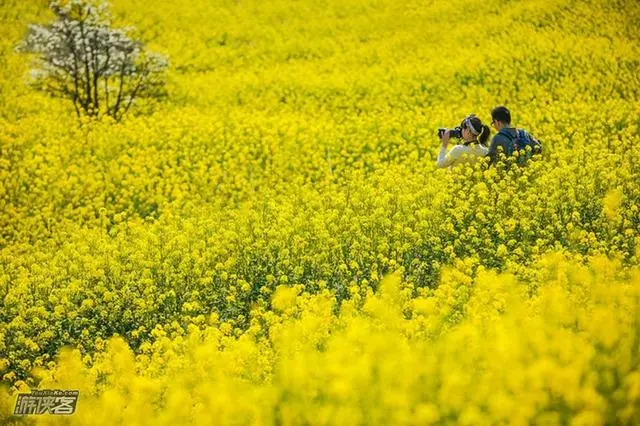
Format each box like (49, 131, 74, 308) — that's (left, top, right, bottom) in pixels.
(450, 127, 462, 138)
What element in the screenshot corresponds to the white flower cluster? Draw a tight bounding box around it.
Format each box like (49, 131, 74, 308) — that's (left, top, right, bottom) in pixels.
(16, 0, 168, 121)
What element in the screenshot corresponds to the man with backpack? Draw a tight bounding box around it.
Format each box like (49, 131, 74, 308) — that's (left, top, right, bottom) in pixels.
(487, 106, 542, 166)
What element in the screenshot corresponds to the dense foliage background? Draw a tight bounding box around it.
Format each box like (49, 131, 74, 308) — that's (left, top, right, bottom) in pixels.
(1, 0, 639, 424)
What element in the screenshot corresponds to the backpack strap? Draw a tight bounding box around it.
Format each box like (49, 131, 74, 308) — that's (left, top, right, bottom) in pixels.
(497, 129, 522, 159)
(498, 128, 517, 141)
(500, 128, 531, 144)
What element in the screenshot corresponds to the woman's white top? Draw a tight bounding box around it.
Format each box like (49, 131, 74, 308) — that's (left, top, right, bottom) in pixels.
(436, 143, 488, 168)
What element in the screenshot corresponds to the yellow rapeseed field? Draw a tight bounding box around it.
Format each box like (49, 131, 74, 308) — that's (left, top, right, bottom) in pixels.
(1, 0, 639, 424)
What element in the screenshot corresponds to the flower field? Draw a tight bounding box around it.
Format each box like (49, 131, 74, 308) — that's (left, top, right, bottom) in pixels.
(1, 0, 639, 424)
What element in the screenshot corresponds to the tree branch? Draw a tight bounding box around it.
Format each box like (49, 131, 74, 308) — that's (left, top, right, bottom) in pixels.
(90, 28, 101, 115)
(103, 44, 111, 115)
(62, 20, 82, 117)
(120, 66, 148, 119)
(112, 52, 128, 119)
(79, 20, 93, 114)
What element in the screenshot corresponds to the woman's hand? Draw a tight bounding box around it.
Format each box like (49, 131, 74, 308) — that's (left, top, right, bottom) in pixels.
(440, 129, 450, 147)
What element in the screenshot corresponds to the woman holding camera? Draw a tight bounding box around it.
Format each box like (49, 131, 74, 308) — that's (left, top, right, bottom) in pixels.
(436, 114, 490, 168)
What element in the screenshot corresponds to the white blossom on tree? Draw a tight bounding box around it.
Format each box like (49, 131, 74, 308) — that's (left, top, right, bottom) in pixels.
(17, 0, 169, 121)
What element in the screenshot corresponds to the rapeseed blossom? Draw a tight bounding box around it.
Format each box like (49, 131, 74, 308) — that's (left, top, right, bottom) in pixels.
(0, 0, 639, 424)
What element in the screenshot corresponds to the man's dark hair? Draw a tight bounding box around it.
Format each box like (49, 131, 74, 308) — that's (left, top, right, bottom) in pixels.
(491, 106, 511, 124)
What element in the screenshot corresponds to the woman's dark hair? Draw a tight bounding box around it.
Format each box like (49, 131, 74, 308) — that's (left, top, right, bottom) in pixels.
(466, 115, 491, 146)
(491, 106, 511, 124)
(478, 124, 490, 146)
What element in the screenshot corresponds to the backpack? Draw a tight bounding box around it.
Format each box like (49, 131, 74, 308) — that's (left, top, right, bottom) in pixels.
(498, 128, 543, 164)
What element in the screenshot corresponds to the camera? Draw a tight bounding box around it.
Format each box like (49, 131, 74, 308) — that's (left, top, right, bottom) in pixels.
(438, 126, 463, 139)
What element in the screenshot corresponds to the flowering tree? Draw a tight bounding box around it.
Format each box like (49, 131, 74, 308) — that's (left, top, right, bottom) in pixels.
(17, 0, 168, 121)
